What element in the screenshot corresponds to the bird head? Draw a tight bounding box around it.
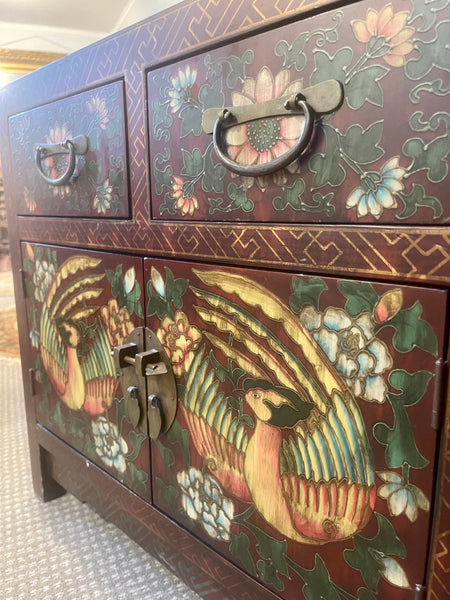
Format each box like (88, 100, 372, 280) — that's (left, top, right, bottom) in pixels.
(56, 319, 81, 348)
(242, 378, 313, 428)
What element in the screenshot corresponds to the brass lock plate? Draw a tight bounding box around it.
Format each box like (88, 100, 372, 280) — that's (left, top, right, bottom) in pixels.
(113, 327, 177, 439)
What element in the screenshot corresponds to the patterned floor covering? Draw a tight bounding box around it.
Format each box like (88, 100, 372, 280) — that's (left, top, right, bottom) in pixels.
(0, 270, 19, 358)
(0, 315, 202, 599)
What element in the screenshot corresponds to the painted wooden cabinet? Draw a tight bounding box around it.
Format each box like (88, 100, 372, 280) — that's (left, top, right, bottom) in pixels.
(0, 0, 449, 598)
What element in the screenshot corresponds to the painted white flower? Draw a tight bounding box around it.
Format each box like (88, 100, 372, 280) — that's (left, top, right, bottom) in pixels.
(371, 550, 411, 589)
(167, 66, 197, 113)
(150, 266, 166, 298)
(300, 306, 393, 403)
(92, 417, 128, 473)
(346, 157, 406, 219)
(33, 259, 55, 302)
(377, 471, 430, 522)
(93, 179, 113, 214)
(177, 467, 234, 542)
(124, 266, 136, 294)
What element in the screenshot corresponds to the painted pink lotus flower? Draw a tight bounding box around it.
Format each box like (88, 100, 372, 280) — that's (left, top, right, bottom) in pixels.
(225, 67, 305, 190)
(351, 4, 414, 67)
(157, 310, 202, 376)
(87, 93, 109, 129)
(172, 176, 199, 216)
(44, 122, 72, 196)
(24, 186, 36, 213)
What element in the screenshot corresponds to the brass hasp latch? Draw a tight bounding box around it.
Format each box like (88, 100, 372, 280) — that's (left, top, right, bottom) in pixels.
(113, 327, 177, 439)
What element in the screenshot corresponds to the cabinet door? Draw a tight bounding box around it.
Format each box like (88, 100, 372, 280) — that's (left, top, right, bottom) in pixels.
(22, 244, 150, 499)
(145, 259, 447, 599)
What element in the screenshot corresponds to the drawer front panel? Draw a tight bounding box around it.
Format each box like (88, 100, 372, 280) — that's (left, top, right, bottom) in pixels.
(145, 258, 447, 599)
(9, 81, 129, 218)
(147, 0, 449, 225)
(22, 244, 149, 499)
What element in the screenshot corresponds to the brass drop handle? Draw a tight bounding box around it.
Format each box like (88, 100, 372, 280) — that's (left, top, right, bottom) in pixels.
(202, 79, 344, 177)
(34, 134, 88, 186)
(213, 95, 314, 177)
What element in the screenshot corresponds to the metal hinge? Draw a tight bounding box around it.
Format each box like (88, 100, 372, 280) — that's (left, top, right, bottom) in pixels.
(431, 358, 448, 430)
(19, 268, 27, 298)
(28, 368, 37, 397)
(414, 584, 426, 599)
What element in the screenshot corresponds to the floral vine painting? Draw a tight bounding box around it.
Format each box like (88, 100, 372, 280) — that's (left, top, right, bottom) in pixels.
(22, 244, 149, 497)
(9, 80, 128, 218)
(148, 0, 449, 224)
(147, 260, 445, 599)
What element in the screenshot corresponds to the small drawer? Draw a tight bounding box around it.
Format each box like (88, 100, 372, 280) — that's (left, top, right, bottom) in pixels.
(147, 0, 449, 225)
(8, 80, 129, 218)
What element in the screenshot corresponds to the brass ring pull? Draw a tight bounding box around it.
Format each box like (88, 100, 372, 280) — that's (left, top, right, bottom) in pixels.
(34, 135, 88, 186)
(212, 95, 314, 177)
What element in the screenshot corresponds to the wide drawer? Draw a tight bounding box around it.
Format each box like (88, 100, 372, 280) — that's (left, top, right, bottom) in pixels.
(147, 0, 449, 225)
(8, 80, 129, 218)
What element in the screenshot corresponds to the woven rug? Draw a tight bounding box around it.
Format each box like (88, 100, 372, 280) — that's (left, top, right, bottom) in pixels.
(0, 357, 202, 598)
(0, 270, 19, 358)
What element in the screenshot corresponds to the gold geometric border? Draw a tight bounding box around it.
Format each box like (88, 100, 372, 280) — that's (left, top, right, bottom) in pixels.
(0, 48, 65, 74)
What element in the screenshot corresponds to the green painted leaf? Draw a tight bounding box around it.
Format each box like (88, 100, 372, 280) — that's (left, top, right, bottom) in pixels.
(310, 47, 353, 84)
(127, 430, 147, 462)
(290, 276, 327, 312)
(229, 532, 257, 576)
(166, 419, 191, 469)
(155, 476, 179, 510)
(337, 280, 379, 316)
(403, 132, 449, 183)
(358, 589, 377, 600)
(275, 33, 309, 71)
(154, 160, 173, 195)
(344, 513, 406, 592)
(52, 402, 67, 434)
(202, 145, 225, 193)
(199, 79, 225, 109)
(396, 183, 443, 220)
(164, 267, 189, 310)
(127, 463, 148, 495)
(388, 301, 438, 355)
(159, 191, 177, 216)
(273, 179, 305, 210)
(293, 555, 341, 600)
(204, 51, 253, 88)
(254, 533, 289, 577)
(346, 65, 389, 109)
(405, 21, 450, 79)
(209, 183, 253, 214)
(373, 369, 431, 469)
(340, 121, 384, 165)
(181, 148, 204, 178)
(151, 97, 172, 141)
(179, 104, 203, 137)
(156, 439, 175, 469)
(309, 124, 346, 189)
(257, 561, 285, 591)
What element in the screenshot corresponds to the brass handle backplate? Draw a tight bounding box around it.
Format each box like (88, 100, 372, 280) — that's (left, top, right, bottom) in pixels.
(113, 327, 177, 439)
(34, 134, 88, 186)
(202, 80, 343, 177)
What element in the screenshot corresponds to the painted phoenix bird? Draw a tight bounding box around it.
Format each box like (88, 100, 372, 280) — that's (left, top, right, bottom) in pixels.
(39, 255, 118, 415)
(181, 269, 376, 545)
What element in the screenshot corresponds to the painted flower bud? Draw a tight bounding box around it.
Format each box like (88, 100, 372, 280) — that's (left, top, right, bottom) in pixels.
(374, 289, 403, 323)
